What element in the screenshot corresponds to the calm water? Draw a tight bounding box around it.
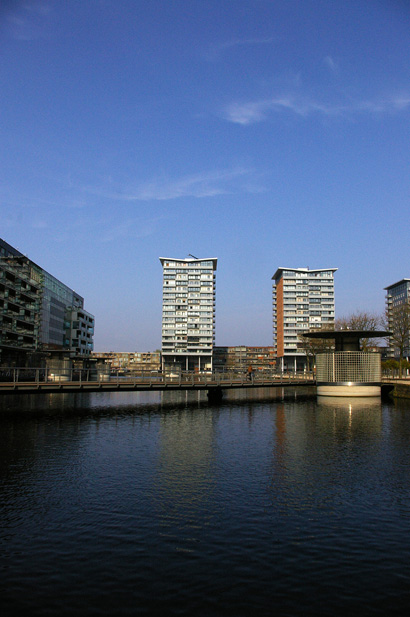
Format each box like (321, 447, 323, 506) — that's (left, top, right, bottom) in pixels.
(1, 387, 410, 617)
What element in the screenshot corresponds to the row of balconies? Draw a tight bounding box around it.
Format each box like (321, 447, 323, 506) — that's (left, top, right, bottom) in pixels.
(13, 311, 37, 323)
(2, 301, 20, 314)
(162, 308, 215, 314)
(162, 335, 214, 342)
(0, 266, 41, 289)
(0, 331, 36, 347)
(1, 295, 39, 312)
(73, 329, 93, 339)
(163, 349, 213, 355)
(164, 325, 214, 332)
(281, 300, 334, 307)
(1, 284, 39, 301)
(16, 281, 39, 294)
(163, 343, 213, 348)
(282, 311, 334, 317)
(71, 338, 93, 347)
(171, 319, 212, 325)
(0, 319, 36, 334)
(162, 337, 214, 343)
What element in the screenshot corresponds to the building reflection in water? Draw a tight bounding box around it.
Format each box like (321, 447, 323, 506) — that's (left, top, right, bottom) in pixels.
(155, 400, 216, 530)
(269, 395, 384, 514)
(153, 387, 290, 545)
(316, 396, 382, 437)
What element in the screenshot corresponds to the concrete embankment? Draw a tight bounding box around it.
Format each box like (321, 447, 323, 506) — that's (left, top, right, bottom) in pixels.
(383, 380, 410, 399)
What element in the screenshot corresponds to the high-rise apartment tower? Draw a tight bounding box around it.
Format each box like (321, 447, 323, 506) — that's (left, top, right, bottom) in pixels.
(160, 257, 217, 372)
(272, 267, 337, 371)
(384, 278, 410, 360)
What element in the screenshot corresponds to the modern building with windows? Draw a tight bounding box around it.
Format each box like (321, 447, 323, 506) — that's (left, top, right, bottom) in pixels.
(0, 254, 42, 360)
(384, 278, 410, 360)
(160, 256, 217, 372)
(272, 267, 337, 372)
(1, 238, 94, 362)
(91, 351, 161, 372)
(64, 306, 95, 356)
(39, 269, 94, 355)
(213, 346, 276, 372)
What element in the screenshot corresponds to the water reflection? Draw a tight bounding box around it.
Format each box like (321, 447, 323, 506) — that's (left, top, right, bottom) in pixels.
(1, 389, 410, 616)
(317, 395, 382, 411)
(157, 408, 215, 505)
(316, 396, 383, 437)
(268, 396, 388, 526)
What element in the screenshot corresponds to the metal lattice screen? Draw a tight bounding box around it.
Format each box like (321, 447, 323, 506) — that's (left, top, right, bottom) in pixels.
(316, 352, 381, 383)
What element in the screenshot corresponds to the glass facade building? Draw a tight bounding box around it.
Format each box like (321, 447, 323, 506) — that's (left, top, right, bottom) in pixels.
(1, 238, 94, 359)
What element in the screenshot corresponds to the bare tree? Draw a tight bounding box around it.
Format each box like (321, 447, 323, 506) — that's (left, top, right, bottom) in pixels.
(386, 303, 410, 375)
(298, 323, 335, 371)
(335, 311, 383, 351)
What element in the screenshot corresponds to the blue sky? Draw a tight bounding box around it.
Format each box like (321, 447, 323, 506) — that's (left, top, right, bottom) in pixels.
(1, 0, 410, 351)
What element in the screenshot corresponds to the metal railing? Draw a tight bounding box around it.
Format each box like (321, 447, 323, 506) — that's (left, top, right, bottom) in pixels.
(0, 367, 315, 388)
(382, 372, 410, 381)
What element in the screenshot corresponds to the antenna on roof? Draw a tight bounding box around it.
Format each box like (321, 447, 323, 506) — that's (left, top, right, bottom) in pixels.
(188, 254, 198, 259)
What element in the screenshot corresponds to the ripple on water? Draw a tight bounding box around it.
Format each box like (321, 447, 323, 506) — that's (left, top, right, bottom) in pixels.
(1, 395, 410, 616)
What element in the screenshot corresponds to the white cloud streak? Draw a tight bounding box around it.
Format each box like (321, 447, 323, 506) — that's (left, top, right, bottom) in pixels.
(323, 55, 338, 73)
(130, 168, 250, 200)
(85, 167, 262, 202)
(204, 37, 274, 60)
(224, 94, 410, 125)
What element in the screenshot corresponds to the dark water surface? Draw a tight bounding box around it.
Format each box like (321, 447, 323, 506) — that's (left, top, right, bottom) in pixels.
(1, 388, 410, 616)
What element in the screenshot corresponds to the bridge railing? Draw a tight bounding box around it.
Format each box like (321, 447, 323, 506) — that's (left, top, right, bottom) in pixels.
(0, 367, 315, 387)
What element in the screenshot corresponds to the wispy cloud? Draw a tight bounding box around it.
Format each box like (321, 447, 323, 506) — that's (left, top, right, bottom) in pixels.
(323, 55, 338, 73)
(25, 2, 52, 17)
(31, 219, 48, 230)
(223, 93, 410, 125)
(204, 37, 274, 61)
(98, 216, 168, 243)
(85, 167, 263, 202)
(6, 1, 52, 41)
(224, 97, 338, 124)
(130, 168, 251, 200)
(391, 96, 410, 110)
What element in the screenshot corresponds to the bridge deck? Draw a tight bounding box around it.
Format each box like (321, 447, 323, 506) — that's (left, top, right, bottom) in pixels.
(0, 375, 316, 395)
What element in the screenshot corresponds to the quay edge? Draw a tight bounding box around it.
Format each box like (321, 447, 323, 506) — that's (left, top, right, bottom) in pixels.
(388, 382, 410, 399)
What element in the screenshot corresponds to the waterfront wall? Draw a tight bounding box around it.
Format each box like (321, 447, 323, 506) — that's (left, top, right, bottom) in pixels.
(391, 383, 410, 399)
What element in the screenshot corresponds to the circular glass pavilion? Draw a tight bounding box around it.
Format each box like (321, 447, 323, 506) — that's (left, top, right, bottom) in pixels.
(304, 330, 389, 397)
